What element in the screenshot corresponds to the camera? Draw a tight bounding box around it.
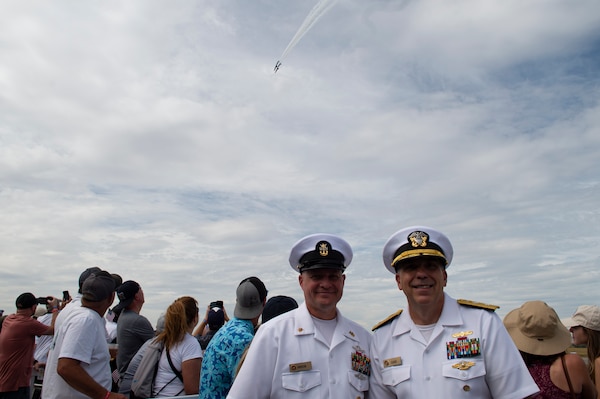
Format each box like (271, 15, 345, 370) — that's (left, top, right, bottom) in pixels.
(210, 300, 224, 309)
(63, 290, 70, 302)
(36, 297, 51, 305)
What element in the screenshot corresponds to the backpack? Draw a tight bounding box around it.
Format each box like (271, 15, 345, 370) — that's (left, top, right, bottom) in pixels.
(130, 339, 184, 399)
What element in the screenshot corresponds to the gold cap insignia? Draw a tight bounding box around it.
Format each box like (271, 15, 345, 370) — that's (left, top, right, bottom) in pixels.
(318, 241, 330, 257)
(408, 231, 428, 248)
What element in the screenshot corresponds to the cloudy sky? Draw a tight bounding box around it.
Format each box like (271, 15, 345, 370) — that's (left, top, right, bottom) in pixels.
(1, 0, 599, 330)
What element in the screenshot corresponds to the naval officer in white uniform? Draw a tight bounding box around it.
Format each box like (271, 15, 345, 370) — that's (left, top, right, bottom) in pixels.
(369, 226, 539, 399)
(227, 233, 372, 399)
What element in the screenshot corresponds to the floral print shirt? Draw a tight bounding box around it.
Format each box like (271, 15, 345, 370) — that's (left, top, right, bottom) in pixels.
(199, 317, 254, 399)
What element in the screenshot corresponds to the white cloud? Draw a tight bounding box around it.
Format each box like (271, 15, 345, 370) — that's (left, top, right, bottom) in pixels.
(0, 0, 599, 329)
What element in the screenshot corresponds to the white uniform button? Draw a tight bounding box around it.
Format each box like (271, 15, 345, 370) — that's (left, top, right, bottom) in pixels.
(424, 376, 431, 381)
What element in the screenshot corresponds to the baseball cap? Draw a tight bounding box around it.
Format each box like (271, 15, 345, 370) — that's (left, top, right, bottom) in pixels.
(82, 270, 118, 302)
(562, 305, 600, 332)
(234, 276, 267, 319)
(262, 295, 298, 323)
(78, 267, 102, 292)
(383, 226, 454, 274)
(112, 280, 140, 312)
(289, 233, 353, 273)
(16, 292, 38, 309)
(207, 307, 225, 330)
(156, 313, 166, 334)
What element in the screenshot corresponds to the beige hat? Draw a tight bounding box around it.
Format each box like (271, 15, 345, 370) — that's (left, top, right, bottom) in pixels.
(503, 301, 572, 356)
(562, 305, 600, 331)
(34, 306, 48, 318)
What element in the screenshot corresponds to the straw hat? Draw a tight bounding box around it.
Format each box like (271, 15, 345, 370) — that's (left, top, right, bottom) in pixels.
(503, 301, 571, 356)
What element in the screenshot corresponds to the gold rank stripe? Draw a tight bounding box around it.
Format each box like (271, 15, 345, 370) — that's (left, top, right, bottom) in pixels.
(372, 309, 403, 331)
(457, 299, 499, 311)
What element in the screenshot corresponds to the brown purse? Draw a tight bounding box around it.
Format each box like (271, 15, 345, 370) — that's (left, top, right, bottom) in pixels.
(561, 353, 577, 399)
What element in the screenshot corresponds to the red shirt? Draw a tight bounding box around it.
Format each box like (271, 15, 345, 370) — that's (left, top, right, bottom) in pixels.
(0, 313, 49, 392)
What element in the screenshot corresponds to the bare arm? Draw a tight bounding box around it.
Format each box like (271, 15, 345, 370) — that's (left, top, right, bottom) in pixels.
(192, 306, 210, 336)
(566, 353, 597, 399)
(57, 358, 127, 399)
(43, 297, 61, 335)
(181, 357, 202, 394)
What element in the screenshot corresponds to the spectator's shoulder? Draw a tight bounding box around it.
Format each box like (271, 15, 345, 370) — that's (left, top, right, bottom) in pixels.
(457, 299, 499, 312)
(372, 309, 403, 331)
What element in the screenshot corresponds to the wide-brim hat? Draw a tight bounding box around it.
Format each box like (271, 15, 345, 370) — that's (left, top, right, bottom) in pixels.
(289, 233, 353, 273)
(503, 301, 571, 356)
(383, 226, 453, 274)
(562, 305, 600, 332)
(34, 306, 48, 317)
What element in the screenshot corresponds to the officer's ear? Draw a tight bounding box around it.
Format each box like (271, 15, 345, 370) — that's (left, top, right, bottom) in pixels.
(395, 272, 403, 291)
(443, 269, 447, 287)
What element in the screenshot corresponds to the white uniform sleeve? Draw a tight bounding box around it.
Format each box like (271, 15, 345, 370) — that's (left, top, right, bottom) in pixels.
(227, 325, 277, 399)
(368, 328, 399, 399)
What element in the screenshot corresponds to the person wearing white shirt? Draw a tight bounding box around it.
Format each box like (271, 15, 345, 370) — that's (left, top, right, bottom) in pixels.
(369, 226, 540, 399)
(228, 233, 372, 399)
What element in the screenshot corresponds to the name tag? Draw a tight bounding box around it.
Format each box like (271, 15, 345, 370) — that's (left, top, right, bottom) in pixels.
(289, 362, 312, 372)
(383, 357, 402, 368)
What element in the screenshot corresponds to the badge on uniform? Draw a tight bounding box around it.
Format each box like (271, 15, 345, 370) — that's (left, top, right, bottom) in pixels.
(289, 362, 312, 372)
(446, 331, 481, 360)
(452, 360, 476, 370)
(351, 346, 370, 377)
(383, 357, 402, 368)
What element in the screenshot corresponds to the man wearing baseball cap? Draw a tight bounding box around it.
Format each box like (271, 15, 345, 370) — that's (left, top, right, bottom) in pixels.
(0, 293, 60, 398)
(369, 226, 539, 398)
(228, 233, 372, 399)
(200, 276, 268, 399)
(42, 270, 126, 399)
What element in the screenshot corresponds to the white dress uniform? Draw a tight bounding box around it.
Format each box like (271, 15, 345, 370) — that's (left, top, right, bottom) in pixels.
(227, 302, 372, 399)
(369, 293, 540, 399)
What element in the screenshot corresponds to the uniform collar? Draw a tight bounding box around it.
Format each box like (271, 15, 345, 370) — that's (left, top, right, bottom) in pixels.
(293, 302, 361, 345)
(393, 293, 463, 337)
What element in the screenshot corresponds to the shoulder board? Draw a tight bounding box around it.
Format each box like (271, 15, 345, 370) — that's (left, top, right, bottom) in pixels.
(372, 309, 403, 331)
(457, 299, 499, 311)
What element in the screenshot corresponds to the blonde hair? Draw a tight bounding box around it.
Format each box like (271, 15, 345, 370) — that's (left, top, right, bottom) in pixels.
(155, 296, 198, 350)
(584, 327, 600, 383)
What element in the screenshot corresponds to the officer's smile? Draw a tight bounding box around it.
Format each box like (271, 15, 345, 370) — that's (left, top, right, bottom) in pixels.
(412, 284, 433, 289)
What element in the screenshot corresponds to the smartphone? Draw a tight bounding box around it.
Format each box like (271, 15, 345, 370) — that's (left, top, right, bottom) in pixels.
(210, 300, 224, 309)
(63, 290, 70, 302)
